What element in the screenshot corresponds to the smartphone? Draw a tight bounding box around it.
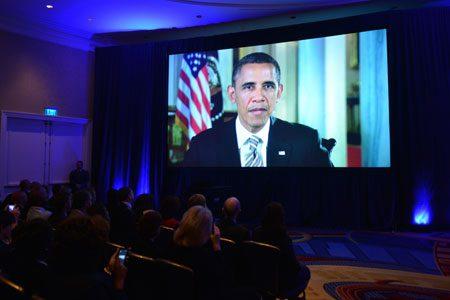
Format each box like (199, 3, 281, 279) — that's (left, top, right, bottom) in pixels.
(118, 249, 128, 264)
(7, 204, 15, 212)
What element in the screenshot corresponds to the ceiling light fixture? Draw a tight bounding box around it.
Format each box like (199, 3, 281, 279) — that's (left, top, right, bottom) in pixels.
(46, 4, 53, 9)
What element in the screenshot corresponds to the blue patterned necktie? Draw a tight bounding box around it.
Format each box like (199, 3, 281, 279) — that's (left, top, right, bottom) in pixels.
(244, 135, 263, 167)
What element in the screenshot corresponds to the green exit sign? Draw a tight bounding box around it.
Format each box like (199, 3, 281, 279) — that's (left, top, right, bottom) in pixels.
(44, 108, 58, 116)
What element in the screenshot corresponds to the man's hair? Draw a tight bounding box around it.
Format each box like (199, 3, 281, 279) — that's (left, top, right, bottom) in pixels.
(223, 197, 241, 219)
(261, 201, 285, 230)
(174, 206, 212, 247)
(50, 217, 105, 274)
(232, 52, 281, 86)
(118, 187, 133, 203)
(72, 190, 92, 210)
(133, 193, 154, 217)
(53, 190, 72, 213)
(28, 187, 48, 208)
(187, 193, 206, 209)
(137, 210, 162, 240)
(12, 218, 53, 261)
(52, 184, 62, 196)
(19, 179, 31, 192)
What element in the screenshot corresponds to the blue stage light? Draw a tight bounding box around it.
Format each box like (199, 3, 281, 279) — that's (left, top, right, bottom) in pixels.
(413, 185, 432, 225)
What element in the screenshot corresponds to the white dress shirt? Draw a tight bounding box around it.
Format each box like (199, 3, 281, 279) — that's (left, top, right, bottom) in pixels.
(235, 117, 270, 167)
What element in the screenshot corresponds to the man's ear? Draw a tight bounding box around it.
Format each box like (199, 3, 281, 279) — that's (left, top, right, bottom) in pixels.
(227, 85, 236, 104)
(277, 83, 284, 102)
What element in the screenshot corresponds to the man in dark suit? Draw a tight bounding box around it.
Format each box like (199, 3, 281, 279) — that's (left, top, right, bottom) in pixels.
(69, 161, 90, 191)
(184, 52, 332, 167)
(217, 197, 250, 243)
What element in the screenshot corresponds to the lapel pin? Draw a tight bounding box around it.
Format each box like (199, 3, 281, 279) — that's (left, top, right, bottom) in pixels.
(278, 151, 286, 156)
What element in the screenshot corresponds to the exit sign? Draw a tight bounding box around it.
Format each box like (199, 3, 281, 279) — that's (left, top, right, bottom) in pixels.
(44, 108, 58, 116)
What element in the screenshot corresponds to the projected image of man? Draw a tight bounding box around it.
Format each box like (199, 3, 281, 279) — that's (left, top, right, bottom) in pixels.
(185, 52, 332, 167)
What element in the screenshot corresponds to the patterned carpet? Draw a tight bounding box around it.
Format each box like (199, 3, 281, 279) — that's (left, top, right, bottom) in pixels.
(290, 230, 450, 299)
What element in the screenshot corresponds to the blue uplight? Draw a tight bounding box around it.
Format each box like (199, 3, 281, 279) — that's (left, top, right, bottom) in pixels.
(113, 179, 124, 190)
(413, 184, 432, 225)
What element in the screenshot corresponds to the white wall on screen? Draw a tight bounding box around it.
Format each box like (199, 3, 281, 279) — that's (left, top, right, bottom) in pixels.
(360, 29, 390, 167)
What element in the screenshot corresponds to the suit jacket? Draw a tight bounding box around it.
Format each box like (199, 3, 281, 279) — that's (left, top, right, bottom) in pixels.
(109, 202, 137, 246)
(253, 226, 310, 293)
(217, 218, 251, 244)
(184, 117, 332, 167)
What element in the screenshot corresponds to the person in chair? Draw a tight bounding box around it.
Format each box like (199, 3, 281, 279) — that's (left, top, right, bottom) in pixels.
(217, 197, 250, 243)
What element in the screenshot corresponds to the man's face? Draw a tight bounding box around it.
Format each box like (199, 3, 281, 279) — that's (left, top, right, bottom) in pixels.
(76, 161, 83, 169)
(228, 63, 283, 133)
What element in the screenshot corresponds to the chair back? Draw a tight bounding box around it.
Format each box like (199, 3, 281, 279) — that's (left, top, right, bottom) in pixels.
(125, 252, 158, 300)
(220, 237, 236, 251)
(0, 273, 26, 300)
(219, 237, 239, 285)
(157, 226, 175, 250)
(125, 251, 194, 300)
(105, 241, 126, 256)
(156, 258, 195, 300)
(240, 241, 280, 296)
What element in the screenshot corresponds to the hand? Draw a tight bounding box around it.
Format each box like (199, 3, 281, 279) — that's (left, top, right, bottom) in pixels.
(107, 249, 128, 290)
(112, 255, 128, 290)
(210, 225, 221, 251)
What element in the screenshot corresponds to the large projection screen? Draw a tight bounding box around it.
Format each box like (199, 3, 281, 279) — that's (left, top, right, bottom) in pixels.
(167, 29, 390, 168)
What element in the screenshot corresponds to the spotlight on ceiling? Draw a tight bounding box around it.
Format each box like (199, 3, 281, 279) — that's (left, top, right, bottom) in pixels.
(46, 4, 54, 9)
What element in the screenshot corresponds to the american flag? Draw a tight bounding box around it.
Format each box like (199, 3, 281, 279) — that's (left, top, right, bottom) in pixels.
(175, 52, 212, 143)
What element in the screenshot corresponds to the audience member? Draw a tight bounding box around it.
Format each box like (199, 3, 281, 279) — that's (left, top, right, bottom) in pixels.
(48, 217, 127, 300)
(68, 190, 92, 219)
(132, 193, 154, 218)
(4, 219, 53, 296)
(69, 160, 90, 192)
(217, 197, 251, 243)
(9, 191, 28, 220)
(132, 210, 163, 258)
(106, 188, 119, 213)
(109, 187, 137, 246)
(1, 190, 28, 216)
(253, 202, 310, 298)
(170, 205, 225, 300)
(19, 179, 32, 195)
(47, 189, 72, 227)
(90, 215, 111, 243)
(186, 193, 207, 209)
(26, 187, 52, 221)
(0, 210, 17, 268)
(48, 184, 63, 212)
(160, 195, 181, 229)
(30, 181, 43, 192)
(86, 188, 111, 222)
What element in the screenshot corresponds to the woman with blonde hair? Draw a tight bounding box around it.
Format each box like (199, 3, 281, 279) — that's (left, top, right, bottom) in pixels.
(170, 205, 223, 299)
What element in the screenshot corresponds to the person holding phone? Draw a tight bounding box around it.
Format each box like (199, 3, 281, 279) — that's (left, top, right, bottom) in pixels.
(49, 217, 128, 299)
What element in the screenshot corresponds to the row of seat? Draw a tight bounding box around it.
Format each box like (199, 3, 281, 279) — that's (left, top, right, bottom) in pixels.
(106, 232, 288, 300)
(0, 231, 301, 300)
